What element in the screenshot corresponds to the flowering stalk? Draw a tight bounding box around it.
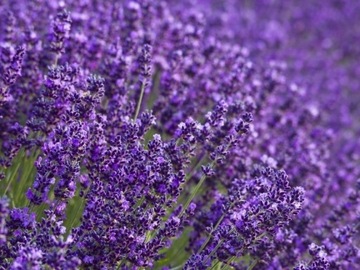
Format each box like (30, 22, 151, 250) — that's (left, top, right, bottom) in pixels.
(134, 44, 152, 120)
(0, 1, 359, 270)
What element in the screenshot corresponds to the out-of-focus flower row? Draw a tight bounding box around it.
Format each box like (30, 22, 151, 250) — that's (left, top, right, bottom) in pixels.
(0, 0, 359, 269)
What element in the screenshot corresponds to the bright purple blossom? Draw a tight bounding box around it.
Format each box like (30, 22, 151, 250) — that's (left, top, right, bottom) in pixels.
(0, 0, 359, 269)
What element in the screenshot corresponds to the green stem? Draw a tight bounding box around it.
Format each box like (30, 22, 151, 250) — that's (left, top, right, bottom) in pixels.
(253, 232, 267, 242)
(2, 161, 22, 197)
(220, 256, 236, 270)
(247, 258, 258, 270)
(145, 231, 152, 243)
(147, 69, 161, 110)
(187, 150, 206, 177)
(180, 142, 232, 217)
(116, 258, 125, 270)
(179, 161, 215, 218)
(197, 210, 227, 254)
(208, 260, 221, 270)
(203, 239, 224, 266)
(202, 227, 236, 268)
(68, 196, 85, 230)
(134, 80, 146, 120)
(15, 152, 39, 206)
(169, 265, 185, 270)
(54, 53, 60, 66)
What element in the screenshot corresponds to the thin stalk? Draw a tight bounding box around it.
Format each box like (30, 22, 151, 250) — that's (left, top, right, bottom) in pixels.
(220, 257, 236, 270)
(116, 258, 125, 270)
(169, 264, 185, 270)
(147, 69, 161, 110)
(208, 260, 221, 270)
(145, 231, 152, 242)
(203, 239, 224, 266)
(187, 150, 206, 177)
(202, 226, 236, 267)
(2, 161, 22, 196)
(134, 80, 146, 120)
(162, 228, 190, 263)
(247, 258, 258, 270)
(180, 142, 232, 217)
(54, 53, 60, 66)
(179, 160, 215, 218)
(196, 206, 230, 255)
(15, 151, 39, 206)
(68, 196, 85, 229)
(253, 232, 267, 242)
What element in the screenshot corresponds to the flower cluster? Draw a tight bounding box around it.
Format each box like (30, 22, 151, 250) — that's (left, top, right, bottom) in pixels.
(186, 167, 304, 269)
(0, 0, 359, 269)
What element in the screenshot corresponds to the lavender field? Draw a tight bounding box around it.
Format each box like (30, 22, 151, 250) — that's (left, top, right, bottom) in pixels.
(0, 1, 359, 269)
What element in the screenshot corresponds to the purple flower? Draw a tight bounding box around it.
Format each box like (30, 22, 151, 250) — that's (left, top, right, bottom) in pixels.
(0, 0, 359, 269)
(10, 247, 43, 270)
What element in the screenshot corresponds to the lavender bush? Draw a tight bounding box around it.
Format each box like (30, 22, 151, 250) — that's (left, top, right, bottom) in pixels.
(0, 0, 359, 269)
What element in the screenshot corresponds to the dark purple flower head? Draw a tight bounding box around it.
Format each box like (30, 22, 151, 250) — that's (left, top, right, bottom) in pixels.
(1, 45, 25, 87)
(10, 246, 43, 270)
(10, 208, 36, 229)
(0, 0, 359, 269)
(50, 9, 72, 59)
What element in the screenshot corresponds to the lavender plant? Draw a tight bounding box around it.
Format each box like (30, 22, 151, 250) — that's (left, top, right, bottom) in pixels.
(0, 0, 359, 269)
